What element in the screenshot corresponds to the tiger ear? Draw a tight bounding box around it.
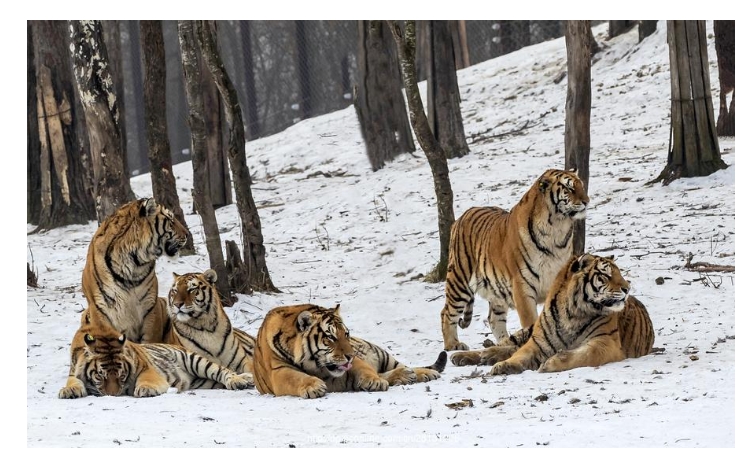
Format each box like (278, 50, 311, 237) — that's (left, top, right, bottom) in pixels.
(571, 254, 595, 272)
(202, 269, 218, 285)
(332, 304, 341, 317)
(297, 311, 314, 332)
(140, 198, 158, 217)
(538, 179, 550, 192)
(172, 272, 181, 281)
(568, 167, 578, 175)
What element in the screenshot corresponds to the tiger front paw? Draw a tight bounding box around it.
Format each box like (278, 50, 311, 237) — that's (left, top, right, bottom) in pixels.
(357, 373, 389, 392)
(134, 381, 168, 398)
(451, 350, 482, 366)
(538, 352, 571, 373)
(489, 361, 525, 376)
(58, 384, 87, 400)
(225, 373, 255, 390)
(299, 378, 327, 399)
(444, 340, 470, 351)
(386, 367, 417, 386)
(413, 368, 441, 382)
(481, 346, 516, 365)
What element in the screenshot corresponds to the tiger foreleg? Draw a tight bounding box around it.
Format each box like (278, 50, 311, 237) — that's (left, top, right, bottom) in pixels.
(382, 366, 417, 386)
(539, 336, 625, 373)
(58, 376, 87, 399)
(134, 367, 170, 398)
(269, 366, 327, 398)
(489, 340, 543, 376)
(451, 343, 517, 367)
(350, 358, 389, 392)
(487, 304, 509, 343)
(512, 277, 540, 329)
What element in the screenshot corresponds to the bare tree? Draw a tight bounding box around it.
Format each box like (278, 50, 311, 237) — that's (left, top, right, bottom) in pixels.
(425, 21, 470, 160)
(31, 20, 96, 231)
(126, 20, 149, 175)
(652, 21, 727, 184)
(388, 20, 455, 282)
(69, 20, 135, 223)
(354, 20, 415, 171)
(450, 21, 470, 69)
(177, 20, 233, 304)
(499, 20, 530, 55)
(239, 21, 260, 140)
(28, 23, 41, 224)
(639, 20, 658, 42)
(564, 21, 592, 255)
(102, 21, 129, 175)
(195, 20, 279, 294)
(714, 20, 734, 137)
(609, 20, 634, 39)
(140, 20, 195, 254)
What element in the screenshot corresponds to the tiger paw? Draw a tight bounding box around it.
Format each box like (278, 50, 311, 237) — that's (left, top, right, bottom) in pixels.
(451, 350, 481, 366)
(444, 341, 470, 351)
(299, 378, 327, 399)
(538, 353, 571, 373)
(58, 384, 86, 400)
(489, 361, 525, 376)
(357, 374, 389, 392)
(413, 368, 441, 382)
(386, 367, 417, 386)
(225, 373, 255, 390)
(134, 382, 168, 398)
(481, 346, 516, 365)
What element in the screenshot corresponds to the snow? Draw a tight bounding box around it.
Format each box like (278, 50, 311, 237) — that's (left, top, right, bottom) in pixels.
(27, 22, 734, 447)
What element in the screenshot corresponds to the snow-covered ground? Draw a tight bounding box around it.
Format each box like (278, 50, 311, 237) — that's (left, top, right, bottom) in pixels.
(27, 22, 734, 447)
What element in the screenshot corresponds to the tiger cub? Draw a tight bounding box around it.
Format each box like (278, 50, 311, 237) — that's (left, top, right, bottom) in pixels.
(163, 270, 256, 376)
(451, 254, 654, 374)
(59, 324, 254, 399)
(442, 169, 589, 351)
(253, 304, 447, 398)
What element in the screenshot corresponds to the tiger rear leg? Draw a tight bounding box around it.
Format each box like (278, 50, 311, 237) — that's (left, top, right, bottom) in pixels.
(451, 344, 517, 367)
(441, 271, 475, 351)
(539, 336, 625, 373)
(487, 304, 510, 343)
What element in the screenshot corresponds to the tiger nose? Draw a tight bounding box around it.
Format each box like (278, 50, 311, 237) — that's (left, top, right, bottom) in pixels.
(172, 299, 183, 308)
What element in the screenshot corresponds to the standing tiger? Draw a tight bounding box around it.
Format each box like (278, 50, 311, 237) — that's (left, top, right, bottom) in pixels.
(253, 304, 447, 398)
(61, 198, 188, 397)
(59, 323, 254, 399)
(450, 254, 654, 374)
(163, 270, 256, 376)
(441, 168, 589, 351)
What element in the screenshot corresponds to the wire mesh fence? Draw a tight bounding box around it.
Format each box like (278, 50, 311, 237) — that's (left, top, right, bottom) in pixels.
(118, 20, 584, 175)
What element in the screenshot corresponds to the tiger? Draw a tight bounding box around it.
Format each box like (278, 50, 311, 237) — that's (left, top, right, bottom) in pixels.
(163, 269, 256, 376)
(450, 253, 654, 375)
(58, 323, 254, 399)
(253, 304, 447, 398)
(441, 168, 589, 351)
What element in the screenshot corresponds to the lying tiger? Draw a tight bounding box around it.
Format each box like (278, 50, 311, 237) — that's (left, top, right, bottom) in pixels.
(442, 169, 589, 351)
(163, 270, 256, 376)
(253, 304, 447, 398)
(59, 324, 254, 399)
(451, 254, 654, 374)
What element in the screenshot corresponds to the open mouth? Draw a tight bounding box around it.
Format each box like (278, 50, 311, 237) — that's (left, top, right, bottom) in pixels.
(326, 362, 353, 374)
(600, 297, 626, 308)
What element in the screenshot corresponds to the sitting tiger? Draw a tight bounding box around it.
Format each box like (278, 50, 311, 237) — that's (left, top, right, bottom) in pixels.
(253, 304, 447, 398)
(59, 324, 254, 399)
(451, 254, 654, 374)
(163, 270, 256, 376)
(62, 198, 189, 397)
(442, 168, 589, 351)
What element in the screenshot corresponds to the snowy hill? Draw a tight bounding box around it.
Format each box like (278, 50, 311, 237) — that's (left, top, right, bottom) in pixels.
(27, 22, 735, 447)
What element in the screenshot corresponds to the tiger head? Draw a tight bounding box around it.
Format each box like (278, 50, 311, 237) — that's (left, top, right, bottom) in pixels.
(286, 305, 355, 378)
(136, 198, 189, 258)
(168, 270, 218, 322)
(80, 325, 131, 396)
(537, 169, 589, 220)
(567, 254, 630, 313)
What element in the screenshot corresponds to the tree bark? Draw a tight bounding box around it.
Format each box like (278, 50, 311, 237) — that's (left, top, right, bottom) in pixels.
(195, 20, 279, 294)
(639, 20, 658, 42)
(28, 23, 42, 224)
(31, 20, 96, 231)
(177, 20, 233, 304)
(653, 21, 727, 185)
(499, 20, 530, 55)
(449, 20, 470, 69)
(295, 20, 312, 119)
(564, 21, 592, 255)
(126, 20, 149, 176)
(140, 20, 195, 254)
(239, 21, 260, 140)
(714, 20, 734, 137)
(609, 20, 634, 39)
(354, 20, 415, 171)
(102, 21, 129, 176)
(388, 20, 455, 282)
(69, 20, 135, 223)
(426, 21, 470, 160)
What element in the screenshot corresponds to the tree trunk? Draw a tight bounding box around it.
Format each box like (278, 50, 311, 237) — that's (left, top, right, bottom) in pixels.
(162, 21, 192, 158)
(177, 20, 233, 304)
(140, 20, 195, 255)
(69, 20, 135, 223)
(426, 21, 470, 159)
(354, 20, 415, 171)
(714, 20, 734, 137)
(449, 20, 470, 69)
(564, 21, 592, 255)
(102, 21, 129, 177)
(126, 20, 149, 176)
(609, 20, 634, 39)
(388, 20, 455, 282)
(239, 21, 260, 140)
(31, 20, 96, 231)
(653, 21, 727, 185)
(195, 20, 279, 294)
(28, 23, 41, 224)
(499, 20, 530, 55)
(639, 20, 658, 42)
(295, 20, 312, 119)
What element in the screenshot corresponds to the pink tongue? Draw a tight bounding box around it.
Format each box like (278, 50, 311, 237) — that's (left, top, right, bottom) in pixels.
(338, 362, 352, 371)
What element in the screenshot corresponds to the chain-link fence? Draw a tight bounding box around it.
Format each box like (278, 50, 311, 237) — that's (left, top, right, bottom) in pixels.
(117, 21, 585, 174)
